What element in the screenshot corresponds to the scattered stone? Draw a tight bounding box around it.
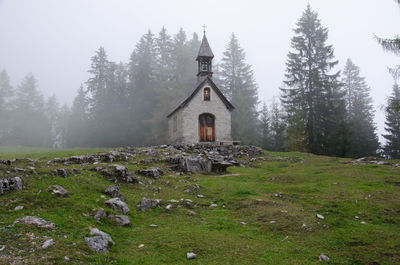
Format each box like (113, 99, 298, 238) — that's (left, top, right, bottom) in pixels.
(104, 185, 125, 201)
(187, 252, 197, 260)
(136, 168, 163, 178)
(94, 208, 106, 221)
(0, 246, 5, 252)
(197, 194, 205, 198)
(187, 210, 197, 215)
(360, 221, 367, 224)
(113, 215, 131, 226)
(89, 227, 114, 244)
(138, 244, 144, 248)
(319, 254, 330, 261)
(210, 203, 218, 207)
(42, 239, 54, 249)
(281, 235, 289, 242)
(13, 168, 26, 173)
(149, 224, 158, 228)
(316, 214, 324, 220)
(270, 220, 276, 224)
(0, 176, 23, 195)
(166, 204, 173, 210)
(178, 156, 212, 173)
(53, 168, 68, 178)
(240, 221, 247, 225)
(138, 197, 161, 211)
(112, 164, 135, 183)
(355, 216, 359, 219)
(64, 256, 70, 261)
(14, 216, 55, 230)
(105, 198, 130, 214)
(301, 223, 307, 229)
(85, 236, 109, 253)
(183, 189, 191, 193)
(50, 185, 68, 197)
(14, 205, 24, 211)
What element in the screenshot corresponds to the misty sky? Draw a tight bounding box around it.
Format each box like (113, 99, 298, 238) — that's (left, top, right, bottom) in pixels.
(0, 0, 399, 138)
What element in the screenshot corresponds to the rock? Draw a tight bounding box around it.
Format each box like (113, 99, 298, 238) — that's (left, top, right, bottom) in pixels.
(14, 216, 55, 230)
(179, 156, 212, 172)
(183, 189, 191, 193)
(360, 221, 367, 224)
(0, 176, 23, 195)
(42, 239, 54, 249)
(240, 221, 247, 225)
(138, 244, 144, 248)
(50, 185, 68, 197)
(316, 214, 324, 220)
(210, 203, 218, 207)
(94, 208, 106, 221)
(53, 168, 68, 178)
(187, 210, 197, 215)
(138, 197, 161, 211)
(0, 246, 5, 252)
(197, 194, 205, 198)
(14, 205, 24, 211)
(113, 215, 131, 226)
(89, 227, 115, 245)
(319, 254, 330, 261)
(166, 204, 173, 210)
(112, 164, 135, 183)
(136, 168, 163, 178)
(104, 185, 125, 201)
(85, 236, 109, 253)
(64, 256, 70, 261)
(149, 224, 158, 228)
(105, 198, 130, 214)
(270, 220, 276, 224)
(187, 252, 197, 259)
(13, 168, 26, 173)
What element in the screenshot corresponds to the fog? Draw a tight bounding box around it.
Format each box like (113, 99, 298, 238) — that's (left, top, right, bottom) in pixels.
(0, 0, 399, 150)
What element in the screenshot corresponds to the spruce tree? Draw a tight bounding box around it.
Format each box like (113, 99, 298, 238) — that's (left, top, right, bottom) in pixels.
(259, 103, 271, 150)
(342, 59, 379, 157)
(269, 98, 286, 151)
(218, 33, 259, 144)
(281, 5, 348, 156)
(0, 70, 13, 143)
(67, 86, 89, 147)
(383, 82, 400, 158)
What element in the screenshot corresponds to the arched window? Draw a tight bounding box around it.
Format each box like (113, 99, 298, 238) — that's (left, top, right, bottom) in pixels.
(204, 87, 210, 101)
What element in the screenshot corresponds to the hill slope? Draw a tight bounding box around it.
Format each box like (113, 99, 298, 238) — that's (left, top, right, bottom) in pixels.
(0, 146, 399, 264)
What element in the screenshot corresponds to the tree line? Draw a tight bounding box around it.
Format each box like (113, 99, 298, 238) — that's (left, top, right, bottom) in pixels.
(0, 4, 399, 158)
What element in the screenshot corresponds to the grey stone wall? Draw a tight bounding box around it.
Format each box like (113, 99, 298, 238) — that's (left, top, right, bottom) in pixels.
(168, 108, 184, 144)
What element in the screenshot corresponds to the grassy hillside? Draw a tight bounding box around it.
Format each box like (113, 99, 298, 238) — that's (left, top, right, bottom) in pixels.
(0, 147, 399, 264)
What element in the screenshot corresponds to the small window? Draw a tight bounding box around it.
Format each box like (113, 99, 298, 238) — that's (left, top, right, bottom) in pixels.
(173, 116, 177, 132)
(204, 87, 210, 101)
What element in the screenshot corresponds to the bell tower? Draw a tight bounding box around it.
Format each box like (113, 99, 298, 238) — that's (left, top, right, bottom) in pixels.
(196, 27, 214, 81)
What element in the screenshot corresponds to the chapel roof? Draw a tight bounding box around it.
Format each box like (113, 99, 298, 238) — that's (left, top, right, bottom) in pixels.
(167, 76, 234, 118)
(196, 34, 214, 59)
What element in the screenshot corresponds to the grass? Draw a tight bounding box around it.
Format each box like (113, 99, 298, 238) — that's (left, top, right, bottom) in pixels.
(0, 147, 399, 264)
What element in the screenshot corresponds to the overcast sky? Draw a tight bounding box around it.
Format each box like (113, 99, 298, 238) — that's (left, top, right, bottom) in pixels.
(0, 0, 399, 138)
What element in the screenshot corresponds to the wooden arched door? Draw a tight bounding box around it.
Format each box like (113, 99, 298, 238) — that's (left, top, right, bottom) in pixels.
(199, 113, 215, 142)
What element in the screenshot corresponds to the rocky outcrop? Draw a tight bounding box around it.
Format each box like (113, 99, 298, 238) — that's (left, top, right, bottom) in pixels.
(136, 168, 163, 178)
(49, 185, 68, 197)
(14, 216, 55, 230)
(0, 176, 23, 195)
(104, 185, 125, 201)
(105, 198, 130, 214)
(138, 197, 161, 211)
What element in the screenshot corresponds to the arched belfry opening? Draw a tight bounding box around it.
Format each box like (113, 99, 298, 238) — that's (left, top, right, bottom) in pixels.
(199, 113, 215, 142)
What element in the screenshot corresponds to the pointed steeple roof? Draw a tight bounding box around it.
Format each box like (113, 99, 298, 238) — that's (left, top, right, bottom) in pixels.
(196, 34, 214, 60)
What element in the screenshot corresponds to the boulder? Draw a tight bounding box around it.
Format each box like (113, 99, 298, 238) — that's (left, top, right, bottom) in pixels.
(136, 168, 163, 178)
(93, 208, 106, 221)
(50, 185, 68, 197)
(105, 198, 130, 214)
(14, 216, 55, 230)
(138, 197, 161, 211)
(53, 168, 68, 178)
(112, 164, 135, 183)
(42, 239, 54, 249)
(179, 156, 212, 172)
(104, 185, 125, 201)
(0, 176, 23, 195)
(112, 215, 131, 226)
(85, 236, 109, 253)
(89, 227, 115, 245)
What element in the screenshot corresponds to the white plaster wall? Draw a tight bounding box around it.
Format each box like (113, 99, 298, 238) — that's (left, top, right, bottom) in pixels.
(168, 108, 184, 144)
(181, 81, 232, 144)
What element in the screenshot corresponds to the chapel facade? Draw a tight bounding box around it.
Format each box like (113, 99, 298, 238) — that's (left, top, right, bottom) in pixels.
(167, 34, 234, 145)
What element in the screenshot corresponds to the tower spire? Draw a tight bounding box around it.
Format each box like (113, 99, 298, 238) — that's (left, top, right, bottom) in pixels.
(202, 24, 207, 35)
(196, 28, 214, 81)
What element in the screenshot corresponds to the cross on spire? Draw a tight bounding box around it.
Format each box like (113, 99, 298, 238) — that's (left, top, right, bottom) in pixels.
(202, 24, 207, 35)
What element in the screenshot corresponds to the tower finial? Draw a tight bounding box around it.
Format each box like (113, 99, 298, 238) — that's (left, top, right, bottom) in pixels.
(202, 24, 207, 35)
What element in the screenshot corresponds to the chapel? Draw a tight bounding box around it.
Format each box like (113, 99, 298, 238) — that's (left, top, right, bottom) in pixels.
(167, 33, 234, 144)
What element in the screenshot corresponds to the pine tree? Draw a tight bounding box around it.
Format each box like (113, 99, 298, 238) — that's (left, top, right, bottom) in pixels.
(10, 74, 51, 146)
(218, 33, 259, 144)
(259, 103, 271, 150)
(342, 59, 379, 157)
(269, 98, 286, 151)
(45, 95, 61, 148)
(0, 70, 13, 143)
(281, 5, 348, 156)
(383, 82, 400, 158)
(66, 85, 89, 147)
